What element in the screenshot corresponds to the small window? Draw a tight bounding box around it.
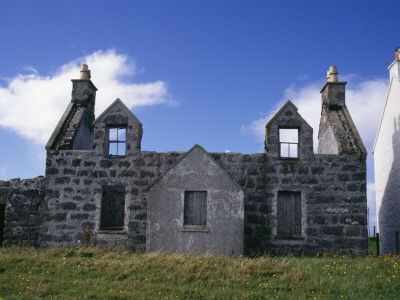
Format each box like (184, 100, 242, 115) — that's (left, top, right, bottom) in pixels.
(277, 191, 301, 236)
(279, 128, 298, 158)
(100, 187, 125, 230)
(108, 127, 126, 157)
(184, 191, 207, 226)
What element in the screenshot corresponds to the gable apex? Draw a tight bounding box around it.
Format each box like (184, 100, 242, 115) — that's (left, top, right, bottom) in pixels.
(147, 144, 245, 192)
(265, 100, 311, 129)
(94, 98, 142, 126)
(373, 77, 397, 153)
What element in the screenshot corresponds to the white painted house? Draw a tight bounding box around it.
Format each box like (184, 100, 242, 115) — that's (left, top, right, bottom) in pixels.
(373, 48, 400, 254)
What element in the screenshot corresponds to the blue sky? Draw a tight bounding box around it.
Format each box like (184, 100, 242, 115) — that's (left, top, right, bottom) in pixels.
(1, 1, 399, 232)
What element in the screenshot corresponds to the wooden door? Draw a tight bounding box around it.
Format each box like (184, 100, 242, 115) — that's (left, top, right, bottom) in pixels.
(277, 191, 301, 235)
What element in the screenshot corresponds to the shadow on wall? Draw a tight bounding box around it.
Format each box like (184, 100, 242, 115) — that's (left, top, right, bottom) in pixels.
(379, 115, 400, 254)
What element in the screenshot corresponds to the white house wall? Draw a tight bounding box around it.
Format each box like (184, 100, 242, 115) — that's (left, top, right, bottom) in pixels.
(375, 73, 400, 254)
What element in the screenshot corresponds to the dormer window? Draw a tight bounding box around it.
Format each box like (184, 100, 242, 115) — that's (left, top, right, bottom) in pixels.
(279, 128, 299, 158)
(108, 127, 126, 157)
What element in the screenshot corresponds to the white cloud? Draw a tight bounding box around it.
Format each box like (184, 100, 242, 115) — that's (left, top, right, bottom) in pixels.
(0, 49, 172, 144)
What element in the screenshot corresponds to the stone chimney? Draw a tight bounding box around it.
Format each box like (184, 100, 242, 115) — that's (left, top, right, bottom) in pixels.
(388, 47, 400, 81)
(71, 64, 97, 104)
(320, 66, 347, 109)
(46, 64, 98, 150)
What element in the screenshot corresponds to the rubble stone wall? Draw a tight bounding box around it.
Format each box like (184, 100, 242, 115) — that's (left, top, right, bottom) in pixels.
(0, 177, 45, 246)
(39, 147, 367, 255)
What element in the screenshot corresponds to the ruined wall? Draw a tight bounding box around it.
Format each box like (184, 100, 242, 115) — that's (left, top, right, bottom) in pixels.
(39, 143, 367, 255)
(0, 177, 45, 247)
(41, 150, 183, 249)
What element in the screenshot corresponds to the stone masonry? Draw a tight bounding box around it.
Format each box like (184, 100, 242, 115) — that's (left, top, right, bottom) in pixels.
(0, 65, 368, 255)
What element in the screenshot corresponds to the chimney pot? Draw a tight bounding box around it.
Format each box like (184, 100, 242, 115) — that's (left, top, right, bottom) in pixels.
(80, 64, 91, 80)
(395, 47, 400, 60)
(327, 66, 338, 82)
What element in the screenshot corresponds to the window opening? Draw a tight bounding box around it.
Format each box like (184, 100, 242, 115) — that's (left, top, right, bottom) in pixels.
(184, 191, 207, 226)
(0, 204, 5, 246)
(277, 191, 301, 236)
(108, 127, 126, 157)
(100, 187, 125, 230)
(279, 128, 299, 158)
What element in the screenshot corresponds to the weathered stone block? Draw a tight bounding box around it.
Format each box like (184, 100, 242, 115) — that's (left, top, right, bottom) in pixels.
(322, 226, 343, 236)
(60, 202, 77, 210)
(72, 159, 81, 167)
(100, 160, 113, 168)
(47, 168, 59, 175)
(338, 173, 350, 181)
(71, 213, 90, 220)
(55, 177, 70, 184)
(77, 170, 88, 176)
(52, 213, 67, 222)
(83, 204, 96, 211)
(64, 168, 76, 175)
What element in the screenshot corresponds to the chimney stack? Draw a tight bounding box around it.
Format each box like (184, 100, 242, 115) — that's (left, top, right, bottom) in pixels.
(320, 66, 347, 109)
(80, 64, 91, 80)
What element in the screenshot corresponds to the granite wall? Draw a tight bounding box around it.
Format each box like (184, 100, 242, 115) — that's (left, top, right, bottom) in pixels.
(0, 177, 45, 247)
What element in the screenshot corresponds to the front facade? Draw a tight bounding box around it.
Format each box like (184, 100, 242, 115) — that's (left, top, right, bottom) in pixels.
(0, 64, 368, 255)
(373, 49, 400, 254)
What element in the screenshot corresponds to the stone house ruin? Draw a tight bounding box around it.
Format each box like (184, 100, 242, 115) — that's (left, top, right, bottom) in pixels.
(374, 48, 400, 254)
(0, 64, 367, 255)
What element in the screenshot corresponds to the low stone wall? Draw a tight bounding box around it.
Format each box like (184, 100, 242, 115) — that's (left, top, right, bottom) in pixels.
(0, 177, 46, 247)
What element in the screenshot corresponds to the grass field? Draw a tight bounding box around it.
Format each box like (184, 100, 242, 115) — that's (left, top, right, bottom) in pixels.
(0, 239, 399, 299)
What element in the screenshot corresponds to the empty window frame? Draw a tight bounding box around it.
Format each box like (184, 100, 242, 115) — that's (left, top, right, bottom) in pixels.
(279, 128, 299, 158)
(184, 191, 207, 226)
(277, 191, 301, 236)
(108, 127, 126, 157)
(100, 186, 125, 230)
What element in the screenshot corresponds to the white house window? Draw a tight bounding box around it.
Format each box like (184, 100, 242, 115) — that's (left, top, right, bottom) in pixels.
(184, 191, 207, 226)
(279, 128, 299, 158)
(108, 127, 126, 157)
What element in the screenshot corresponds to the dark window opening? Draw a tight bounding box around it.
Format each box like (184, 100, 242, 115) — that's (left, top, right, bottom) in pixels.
(0, 204, 5, 247)
(108, 127, 126, 157)
(100, 187, 125, 230)
(184, 191, 207, 226)
(277, 191, 301, 236)
(279, 128, 299, 158)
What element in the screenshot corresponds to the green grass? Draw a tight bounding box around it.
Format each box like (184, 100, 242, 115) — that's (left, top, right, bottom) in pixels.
(0, 242, 398, 299)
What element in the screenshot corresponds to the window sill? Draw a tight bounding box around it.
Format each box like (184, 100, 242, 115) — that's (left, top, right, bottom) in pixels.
(275, 234, 304, 240)
(98, 229, 125, 234)
(182, 225, 208, 232)
(279, 157, 300, 160)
